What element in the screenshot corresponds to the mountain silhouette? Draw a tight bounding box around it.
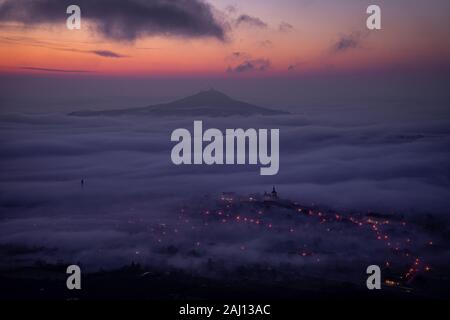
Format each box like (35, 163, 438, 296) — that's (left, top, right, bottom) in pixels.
(69, 89, 288, 117)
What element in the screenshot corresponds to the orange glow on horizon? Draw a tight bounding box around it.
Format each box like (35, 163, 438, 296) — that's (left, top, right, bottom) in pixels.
(1, 4, 449, 78)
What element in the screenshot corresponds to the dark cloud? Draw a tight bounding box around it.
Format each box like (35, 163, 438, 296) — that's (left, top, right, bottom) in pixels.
(332, 31, 368, 53)
(0, 0, 225, 41)
(90, 50, 127, 58)
(225, 51, 250, 62)
(279, 22, 294, 32)
(50, 47, 129, 58)
(228, 59, 271, 73)
(235, 14, 267, 28)
(20, 67, 92, 73)
(0, 36, 128, 58)
(287, 62, 305, 72)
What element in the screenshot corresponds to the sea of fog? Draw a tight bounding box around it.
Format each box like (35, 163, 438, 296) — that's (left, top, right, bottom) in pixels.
(0, 100, 449, 289)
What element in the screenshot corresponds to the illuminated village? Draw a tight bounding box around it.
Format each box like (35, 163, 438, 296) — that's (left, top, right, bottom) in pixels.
(157, 186, 441, 294)
(3, 186, 445, 299)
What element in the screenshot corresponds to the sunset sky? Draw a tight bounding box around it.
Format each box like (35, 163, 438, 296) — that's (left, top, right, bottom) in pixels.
(1, 0, 449, 77)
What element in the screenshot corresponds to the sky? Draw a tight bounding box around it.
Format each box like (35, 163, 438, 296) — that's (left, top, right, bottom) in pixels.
(0, 0, 449, 77)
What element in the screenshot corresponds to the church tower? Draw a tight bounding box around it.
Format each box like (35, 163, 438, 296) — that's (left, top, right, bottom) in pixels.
(271, 186, 278, 199)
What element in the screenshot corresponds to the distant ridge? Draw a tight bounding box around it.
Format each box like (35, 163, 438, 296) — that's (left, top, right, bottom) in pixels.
(69, 89, 288, 117)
